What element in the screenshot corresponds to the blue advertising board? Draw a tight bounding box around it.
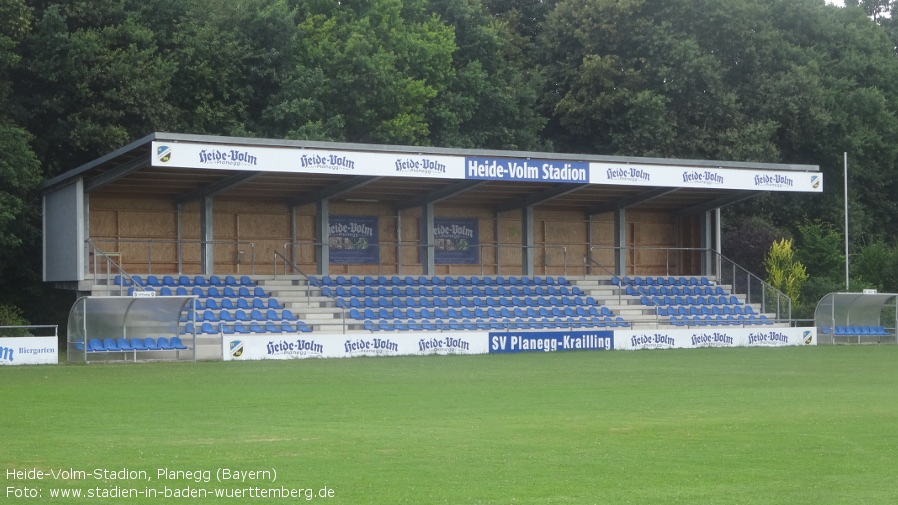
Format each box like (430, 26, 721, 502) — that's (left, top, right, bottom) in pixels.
(465, 157, 589, 183)
(328, 215, 378, 264)
(434, 218, 478, 265)
(488, 330, 614, 353)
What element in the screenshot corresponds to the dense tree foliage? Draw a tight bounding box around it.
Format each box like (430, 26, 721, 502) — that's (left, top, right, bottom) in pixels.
(3, 0, 898, 321)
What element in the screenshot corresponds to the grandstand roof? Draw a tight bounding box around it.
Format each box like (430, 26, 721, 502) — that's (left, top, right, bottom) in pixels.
(40, 132, 821, 215)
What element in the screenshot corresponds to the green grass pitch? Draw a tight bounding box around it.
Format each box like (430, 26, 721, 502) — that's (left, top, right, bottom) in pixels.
(2, 346, 897, 504)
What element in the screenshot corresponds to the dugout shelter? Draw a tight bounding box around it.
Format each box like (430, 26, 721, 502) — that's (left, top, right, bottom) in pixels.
(815, 292, 898, 344)
(39, 132, 823, 288)
(67, 295, 197, 363)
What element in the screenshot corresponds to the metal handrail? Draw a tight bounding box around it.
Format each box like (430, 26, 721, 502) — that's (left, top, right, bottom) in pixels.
(586, 245, 793, 325)
(85, 239, 145, 294)
(87, 238, 256, 274)
(585, 255, 661, 326)
(273, 250, 318, 306)
(710, 250, 792, 323)
(283, 241, 569, 276)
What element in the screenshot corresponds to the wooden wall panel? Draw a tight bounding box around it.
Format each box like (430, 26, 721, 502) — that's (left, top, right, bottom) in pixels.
(84, 194, 703, 277)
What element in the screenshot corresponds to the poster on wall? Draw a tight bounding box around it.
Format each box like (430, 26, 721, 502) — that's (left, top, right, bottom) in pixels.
(329, 215, 379, 264)
(434, 218, 479, 265)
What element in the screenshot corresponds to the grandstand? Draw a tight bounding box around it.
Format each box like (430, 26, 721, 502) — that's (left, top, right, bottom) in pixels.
(41, 133, 822, 360)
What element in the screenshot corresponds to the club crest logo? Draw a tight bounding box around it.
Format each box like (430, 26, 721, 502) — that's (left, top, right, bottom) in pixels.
(803, 331, 813, 345)
(157, 145, 172, 163)
(229, 340, 244, 358)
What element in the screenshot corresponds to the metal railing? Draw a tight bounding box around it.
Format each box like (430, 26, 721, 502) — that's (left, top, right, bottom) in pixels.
(587, 246, 792, 324)
(85, 239, 145, 295)
(585, 254, 664, 326)
(272, 250, 318, 305)
(87, 238, 256, 275)
(282, 241, 570, 276)
(0, 325, 58, 339)
(710, 250, 792, 323)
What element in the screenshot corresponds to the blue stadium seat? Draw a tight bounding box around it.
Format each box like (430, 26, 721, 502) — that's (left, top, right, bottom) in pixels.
(103, 338, 120, 351)
(240, 276, 254, 286)
(170, 337, 189, 350)
(131, 338, 149, 351)
(144, 338, 162, 350)
(146, 275, 162, 287)
(116, 338, 135, 351)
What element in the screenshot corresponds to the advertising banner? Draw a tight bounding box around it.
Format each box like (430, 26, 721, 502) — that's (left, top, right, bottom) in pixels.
(152, 141, 823, 193)
(223, 333, 490, 361)
(465, 157, 589, 183)
(614, 327, 816, 351)
(151, 142, 464, 179)
(488, 330, 614, 354)
(434, 218, 479, 265)
(0, 337, 58, 365)
(592, 162, 822, 192)
(328, 215, 378, 264)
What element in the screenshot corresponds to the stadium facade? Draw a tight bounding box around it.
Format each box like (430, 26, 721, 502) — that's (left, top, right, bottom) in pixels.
(40, 132, 822, 285)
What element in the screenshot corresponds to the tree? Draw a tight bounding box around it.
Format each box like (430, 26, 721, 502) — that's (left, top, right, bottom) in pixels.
(14, 1, 176, 176)
(764, 238, 809, 306)
(795, 221, 844, 282)
(722, 216, 788, 277)
(424, 0, 549, 150)
(851, 241, 898, 292)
